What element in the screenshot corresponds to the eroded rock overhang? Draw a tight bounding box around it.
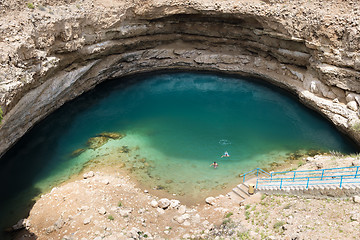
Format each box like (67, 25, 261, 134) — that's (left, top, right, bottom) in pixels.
(1, 0, 360, 156)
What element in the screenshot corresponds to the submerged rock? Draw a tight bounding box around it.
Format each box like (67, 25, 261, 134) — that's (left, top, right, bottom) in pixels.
(87, 136, 109, 149)
(70, 148, 85, 157)
(97, 132, 125, 139)
(119, 145, 130, 153)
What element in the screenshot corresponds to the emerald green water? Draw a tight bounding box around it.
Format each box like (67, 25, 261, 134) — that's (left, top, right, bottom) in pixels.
(0, 71, 357, 234)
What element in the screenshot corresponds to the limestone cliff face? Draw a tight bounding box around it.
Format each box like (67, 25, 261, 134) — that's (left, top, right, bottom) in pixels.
(0, 0, 360, 156)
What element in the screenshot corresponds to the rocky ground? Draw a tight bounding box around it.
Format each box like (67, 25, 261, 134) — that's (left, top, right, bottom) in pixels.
(9, 153, 360, 240)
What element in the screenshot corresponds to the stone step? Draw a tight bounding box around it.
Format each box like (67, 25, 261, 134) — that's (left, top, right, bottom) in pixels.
(236, 184, 250, 197)
(232, 188, 246, 199)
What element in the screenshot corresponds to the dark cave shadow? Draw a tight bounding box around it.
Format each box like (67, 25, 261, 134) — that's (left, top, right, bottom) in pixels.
(0, 186, 41, 240)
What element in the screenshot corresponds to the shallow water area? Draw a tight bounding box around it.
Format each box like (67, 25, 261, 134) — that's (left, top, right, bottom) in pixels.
(0, 71, 358, 236)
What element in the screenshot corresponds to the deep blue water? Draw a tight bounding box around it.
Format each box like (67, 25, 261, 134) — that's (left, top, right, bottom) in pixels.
(0, 71, 357, 236)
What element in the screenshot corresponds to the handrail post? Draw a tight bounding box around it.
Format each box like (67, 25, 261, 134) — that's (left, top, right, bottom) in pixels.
(280, 178, 283, 190)
(340, 176, 343, 188)
(243, 174, 246, 183)
(270, 173, 273, 180)
(355, 166, 359, 179)
(306, 177, 310, 189)
(293, 172, 296, 182)
(321, 169, 325, 180)
(256, 178, 258, 189)
(257, 168, 259, 176)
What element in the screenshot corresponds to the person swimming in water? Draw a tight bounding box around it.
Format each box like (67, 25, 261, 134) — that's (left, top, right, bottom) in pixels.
(221, 151, 230, 158)
(210, 162, 218, 169)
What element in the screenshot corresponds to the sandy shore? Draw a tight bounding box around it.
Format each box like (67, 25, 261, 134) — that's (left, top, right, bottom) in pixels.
(7, 153, 360, 239)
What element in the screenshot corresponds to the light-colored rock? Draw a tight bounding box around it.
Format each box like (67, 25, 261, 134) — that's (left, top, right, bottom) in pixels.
(150, 199, 158, 208)
(174, 216, 185, 224)
(183, 220, 191, 226)
(350, 212, 360, 222)
(183, 234, 191, 239)
(353, 196, 360, 203)
(347, 101, 358, 111)
(158, 198, 171, 209)
(12, 219, 31, 230)
(170, 199, 181, 209)
(331, 87, 346, 99)
(83, 171, 95, 179)
(352, 160, 360, 166)
(83, 217, 91, 225)
(98, 207, 106, 215)
(205, 197, 216, 205)
(192, 214, 201, 223)
(178, 205, 186, 214)
(119, 208, 132, 217)
(54, 217, 64, 229)
(157, 208, 165, 214)
(315, 162, 323, 169)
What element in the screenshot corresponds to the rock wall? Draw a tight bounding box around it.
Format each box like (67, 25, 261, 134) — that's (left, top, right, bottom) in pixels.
(0, 0, 360, 156)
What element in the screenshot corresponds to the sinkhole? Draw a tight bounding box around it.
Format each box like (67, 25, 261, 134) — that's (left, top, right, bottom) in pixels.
(0, 71, 357, 233)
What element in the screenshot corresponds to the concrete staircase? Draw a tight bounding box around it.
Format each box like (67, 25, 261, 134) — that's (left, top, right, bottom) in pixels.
(256, 166, 360, 198)
(228, 177, 258, 204)
(232, 182, 250, 200)
(258, 183, 360, 198)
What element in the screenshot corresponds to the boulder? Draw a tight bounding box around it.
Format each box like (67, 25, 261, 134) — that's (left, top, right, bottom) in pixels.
(157, 208, 165, 214)
(158, 198, 171, 209)
(353, 196, 360, 203)
(315, 162, 323, 169)
(174, 216, 185, 224)
(54, 217, 65, 229)
(183, 234, 191, 239)
(12, 219, 31, 231)
(350, 212, 360, 222)
(178, 205, 186, 214)
(83, 217, 91, 225)
(150, 199, 158, 208)
(347, 101, 358, 111)
(119, 208, 132, 217)
(98, 207, 106, 215)
(205, 197, 216, 205)
(83, 171, 95, 179)
(170, 199, 181, 209)
(192, 214, 201, 223)
(128, 227, 141, 239)
(331, 87, 346, 100)
(352, 160, 360, 166)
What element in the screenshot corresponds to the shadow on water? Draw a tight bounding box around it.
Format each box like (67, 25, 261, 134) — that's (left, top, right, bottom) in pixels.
(0, 185, 40, 240)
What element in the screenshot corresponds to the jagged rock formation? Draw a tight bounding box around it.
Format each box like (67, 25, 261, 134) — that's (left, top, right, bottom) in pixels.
(0, 0, 360, 156)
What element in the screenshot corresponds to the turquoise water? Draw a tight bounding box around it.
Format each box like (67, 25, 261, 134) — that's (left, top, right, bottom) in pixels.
(0, 71, 357, 234)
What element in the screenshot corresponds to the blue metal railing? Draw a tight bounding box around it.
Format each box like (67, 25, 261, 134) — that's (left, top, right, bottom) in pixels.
(256, 166, 360, 189)
(239, 168, 271, 183)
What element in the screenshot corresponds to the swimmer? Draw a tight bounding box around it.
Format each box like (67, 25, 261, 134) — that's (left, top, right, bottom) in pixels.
(221, 151, 230, 158)
(210, 162, 218, 169)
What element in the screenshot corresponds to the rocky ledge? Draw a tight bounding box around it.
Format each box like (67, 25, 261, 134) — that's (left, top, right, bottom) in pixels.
(0, 0, 360, 155)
